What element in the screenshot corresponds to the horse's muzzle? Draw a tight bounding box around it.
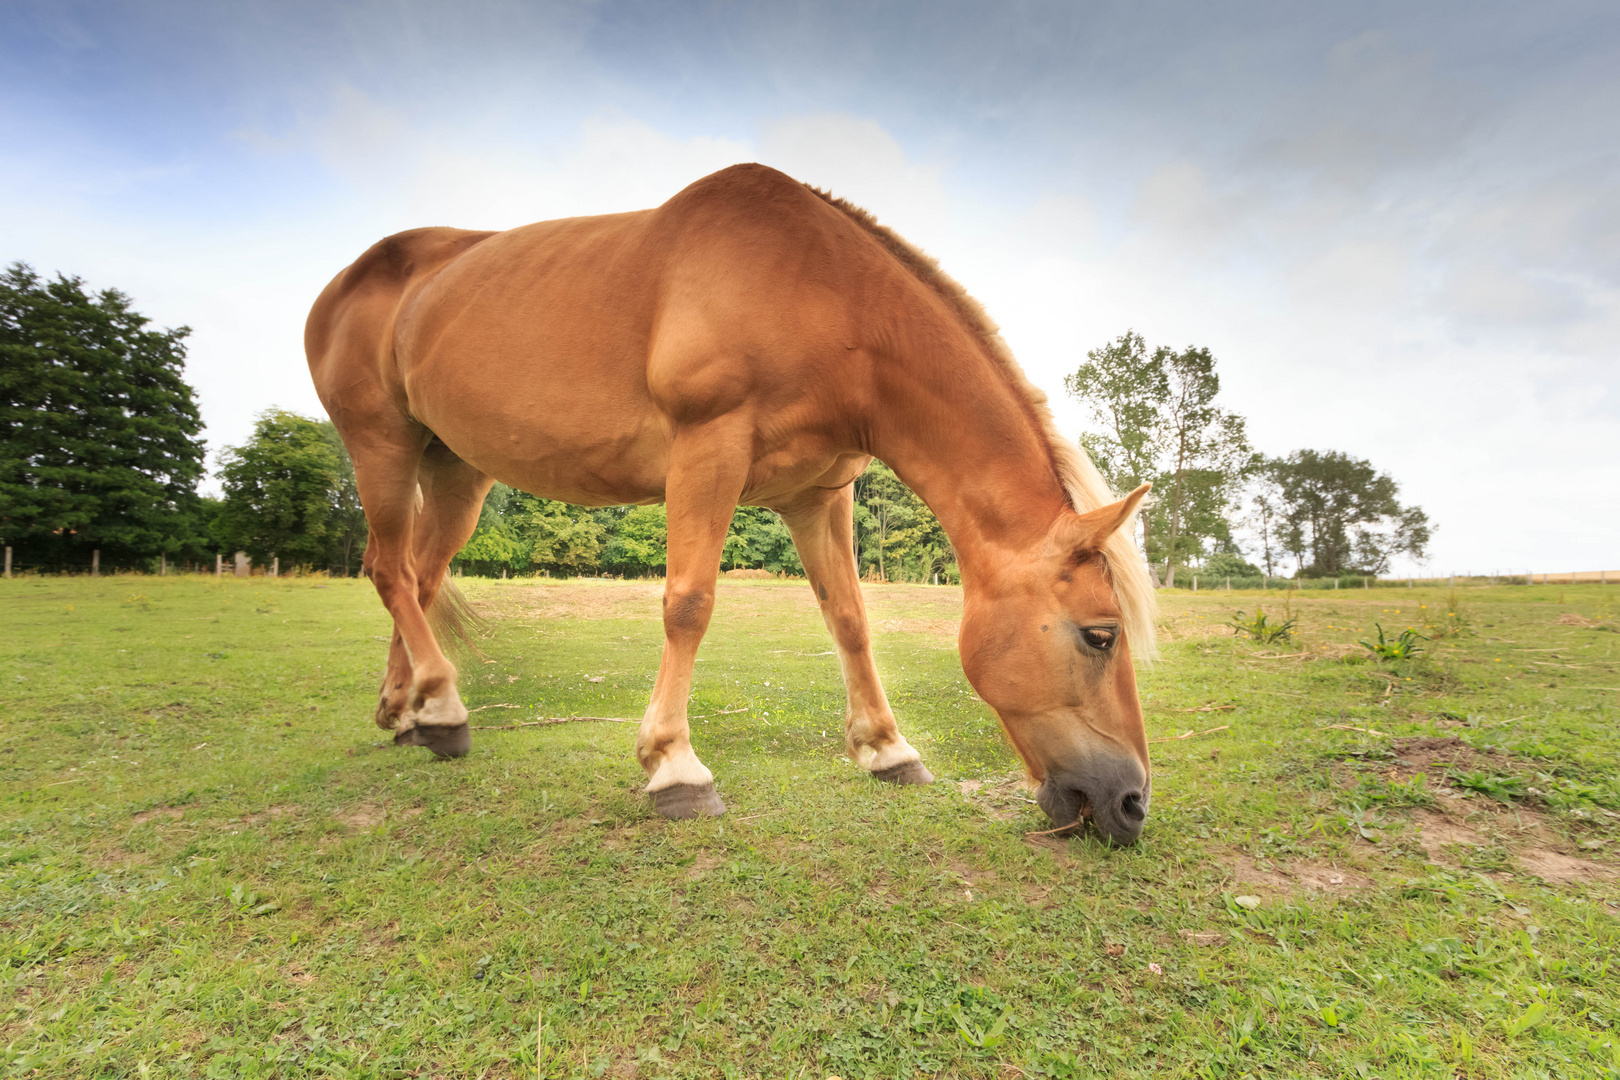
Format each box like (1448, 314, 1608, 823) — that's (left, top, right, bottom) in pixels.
(1036, 755, 1149, 845)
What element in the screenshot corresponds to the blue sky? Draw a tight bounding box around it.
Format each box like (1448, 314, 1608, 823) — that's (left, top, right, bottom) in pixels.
(4, 0, 1617, 574)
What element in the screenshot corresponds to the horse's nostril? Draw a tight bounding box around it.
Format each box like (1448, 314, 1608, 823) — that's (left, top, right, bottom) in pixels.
(1118, 791, 1146, 824)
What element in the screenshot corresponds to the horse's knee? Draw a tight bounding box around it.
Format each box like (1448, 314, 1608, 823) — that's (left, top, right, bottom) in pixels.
(662, 586, 712, 637)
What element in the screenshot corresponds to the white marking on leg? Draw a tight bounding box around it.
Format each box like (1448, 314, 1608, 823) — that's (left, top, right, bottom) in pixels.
(402, 684, 467, 729)
(855, 733, 922, 773)
(645, 747, 715, 793)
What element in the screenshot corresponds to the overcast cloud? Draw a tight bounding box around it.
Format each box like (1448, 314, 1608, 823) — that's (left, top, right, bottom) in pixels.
(3, 0, 1616, 574)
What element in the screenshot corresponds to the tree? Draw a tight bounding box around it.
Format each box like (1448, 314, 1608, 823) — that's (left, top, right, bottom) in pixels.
(215, 410, 365, 571)
(602, 505, 669, 575)
(1066, 331, 1252, 585)
(0, 263, 208, 567)
(522, 498, 607, 575)
(1266, 450, 1431, 575)
(723, 507, 802, 574)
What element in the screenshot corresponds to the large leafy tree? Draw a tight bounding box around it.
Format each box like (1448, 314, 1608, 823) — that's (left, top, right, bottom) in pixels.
(215, 410, 366, 571)
(1066, 331, 1253, 584)
(0, 263, 208, 567)
(1267, 450, 1431, 575)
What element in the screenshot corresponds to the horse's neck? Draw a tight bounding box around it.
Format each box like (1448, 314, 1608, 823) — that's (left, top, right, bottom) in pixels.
(869, 333, 1071, 583)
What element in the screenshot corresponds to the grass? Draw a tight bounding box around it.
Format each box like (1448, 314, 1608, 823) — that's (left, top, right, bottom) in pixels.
(1, 574, 1619, 1078)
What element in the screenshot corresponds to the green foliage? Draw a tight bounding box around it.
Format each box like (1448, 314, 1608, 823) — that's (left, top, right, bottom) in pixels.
(1226, 608, 1296, 644)
(214, 410, 366, 572)
(1265, 450, 1431, 576)
(0, 263, 209, 568)
(723, 506, 802, 575)
(1358, 622, 1426, 662)
(1066, 331, 1254, 586)
(1201, 551, 1260, 578)
(1447, 769, 1526, 803)
(450, 462, 952, 581)
(853, 461, 955, 583)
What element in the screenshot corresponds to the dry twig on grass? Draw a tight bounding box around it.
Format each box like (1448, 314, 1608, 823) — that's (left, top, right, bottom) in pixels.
(1174, 703, 1238, 713)
(471, 705, 752, 731)
(472, 716, 639, 731)
(1320, 723, 1389, 736)
(1149, 725, 1230, 744)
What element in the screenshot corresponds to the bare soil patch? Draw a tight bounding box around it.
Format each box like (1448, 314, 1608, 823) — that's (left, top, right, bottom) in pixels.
(1516, 849, 1616, 884)
(1228, 854, 1374, 895)
(1385, 735, 1513, 778)
(242, 804, 297, 826)
(334, 803, 385, 830)
(1556, 613, 1596, 627)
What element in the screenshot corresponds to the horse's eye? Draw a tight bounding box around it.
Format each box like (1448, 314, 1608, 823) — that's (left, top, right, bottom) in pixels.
(1081, 627, 1116, 651)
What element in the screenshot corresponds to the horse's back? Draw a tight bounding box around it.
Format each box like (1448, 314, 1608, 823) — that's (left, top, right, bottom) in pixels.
(308, 165, 898, 503)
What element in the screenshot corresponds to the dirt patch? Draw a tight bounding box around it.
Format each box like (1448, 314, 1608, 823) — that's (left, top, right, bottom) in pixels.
(1157, 617, 1234, 643)
(1556, 613, 1596, 627)
(242, 805, 297, 826)
(1230, 856, 1374, 895)
(334, 803, 386, 830)
(1180, 930, 1229, 947)
(683, 853, 722, 881)
(131, 805, 188, 824)
(1517, 849, 1617, 884)
(1412, 809, 1484, 859)
(1385, 736, 1513, 779)
(961, 771, 1037, 824)
(723, 568, 773, 579)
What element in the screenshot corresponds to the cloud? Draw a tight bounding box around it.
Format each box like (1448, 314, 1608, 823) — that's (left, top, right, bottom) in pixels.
(1252, 31, 1479, 190)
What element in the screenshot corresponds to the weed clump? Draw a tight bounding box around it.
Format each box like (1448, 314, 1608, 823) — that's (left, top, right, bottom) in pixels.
(1359, 623, 1426, 662)
(1226, 608, 1296, 644)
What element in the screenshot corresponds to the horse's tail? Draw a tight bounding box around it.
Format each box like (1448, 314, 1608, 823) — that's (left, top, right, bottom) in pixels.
(428, 577, 488, 660)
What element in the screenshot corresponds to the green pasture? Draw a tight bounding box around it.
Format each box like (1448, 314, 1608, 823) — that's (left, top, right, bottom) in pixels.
(2, 574, 1618, 1079)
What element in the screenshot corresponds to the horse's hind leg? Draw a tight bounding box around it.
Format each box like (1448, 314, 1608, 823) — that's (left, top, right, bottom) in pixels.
(383, 441, 494, 757)
(353, 433, 478, 758)
(777, 484, 933, 784)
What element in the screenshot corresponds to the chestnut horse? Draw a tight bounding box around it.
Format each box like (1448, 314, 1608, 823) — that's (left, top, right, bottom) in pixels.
(306, 164, 1159, 842)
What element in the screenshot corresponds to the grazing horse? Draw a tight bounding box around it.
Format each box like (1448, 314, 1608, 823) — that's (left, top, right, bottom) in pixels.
(306, 163, 1159, 843)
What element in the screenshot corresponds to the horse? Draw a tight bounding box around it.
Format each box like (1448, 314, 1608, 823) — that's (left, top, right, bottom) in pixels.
(305, 163, 1159, 843)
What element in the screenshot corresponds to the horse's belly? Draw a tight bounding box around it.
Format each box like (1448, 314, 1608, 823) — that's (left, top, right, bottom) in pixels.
(407, 362, 671, 506)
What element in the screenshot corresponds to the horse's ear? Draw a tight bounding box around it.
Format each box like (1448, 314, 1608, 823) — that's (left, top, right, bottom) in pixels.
(1049, 483, 1151, 557)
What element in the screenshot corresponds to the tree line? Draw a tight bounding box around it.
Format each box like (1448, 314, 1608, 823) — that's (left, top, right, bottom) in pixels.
(3, 264, 1427, 581)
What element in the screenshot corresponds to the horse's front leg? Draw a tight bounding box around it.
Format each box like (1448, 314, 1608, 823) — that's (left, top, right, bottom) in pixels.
(777, 485, 933, 784)
(639, 425, 751, 818)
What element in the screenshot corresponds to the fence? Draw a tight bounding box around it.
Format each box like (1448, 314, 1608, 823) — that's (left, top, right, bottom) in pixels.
(0, 546, 360, 579)
(1163, 569, 1619, 591)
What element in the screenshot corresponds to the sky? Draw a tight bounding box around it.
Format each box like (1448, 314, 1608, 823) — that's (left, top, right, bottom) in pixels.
(3, 0, 1617, 576)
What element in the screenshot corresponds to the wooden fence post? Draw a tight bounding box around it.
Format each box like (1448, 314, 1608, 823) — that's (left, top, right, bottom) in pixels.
(1226, 576, 1231, 590)
(92, 549, 99, 577)
(159, 553, 166, 576)
(215, 553, 223, 578)
(271, 556, 279, 578)
(1192, 575, 1198, 592)
(3, 546, 10, 579)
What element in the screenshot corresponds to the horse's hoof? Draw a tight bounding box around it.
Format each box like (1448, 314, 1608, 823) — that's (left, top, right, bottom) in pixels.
(651, 782, 726, 819)
(872, 760, 934, 785)
(394, 723, 471, 759)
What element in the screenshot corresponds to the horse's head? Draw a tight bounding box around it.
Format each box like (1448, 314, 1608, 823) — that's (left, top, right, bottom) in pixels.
(959, 483, 1154, 844)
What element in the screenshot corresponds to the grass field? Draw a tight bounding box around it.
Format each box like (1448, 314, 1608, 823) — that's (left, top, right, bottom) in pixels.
(2, 574, 1619, 1079)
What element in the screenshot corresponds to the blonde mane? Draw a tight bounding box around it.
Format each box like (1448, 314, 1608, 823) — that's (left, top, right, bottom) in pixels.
(808, 186, 1159, 659)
